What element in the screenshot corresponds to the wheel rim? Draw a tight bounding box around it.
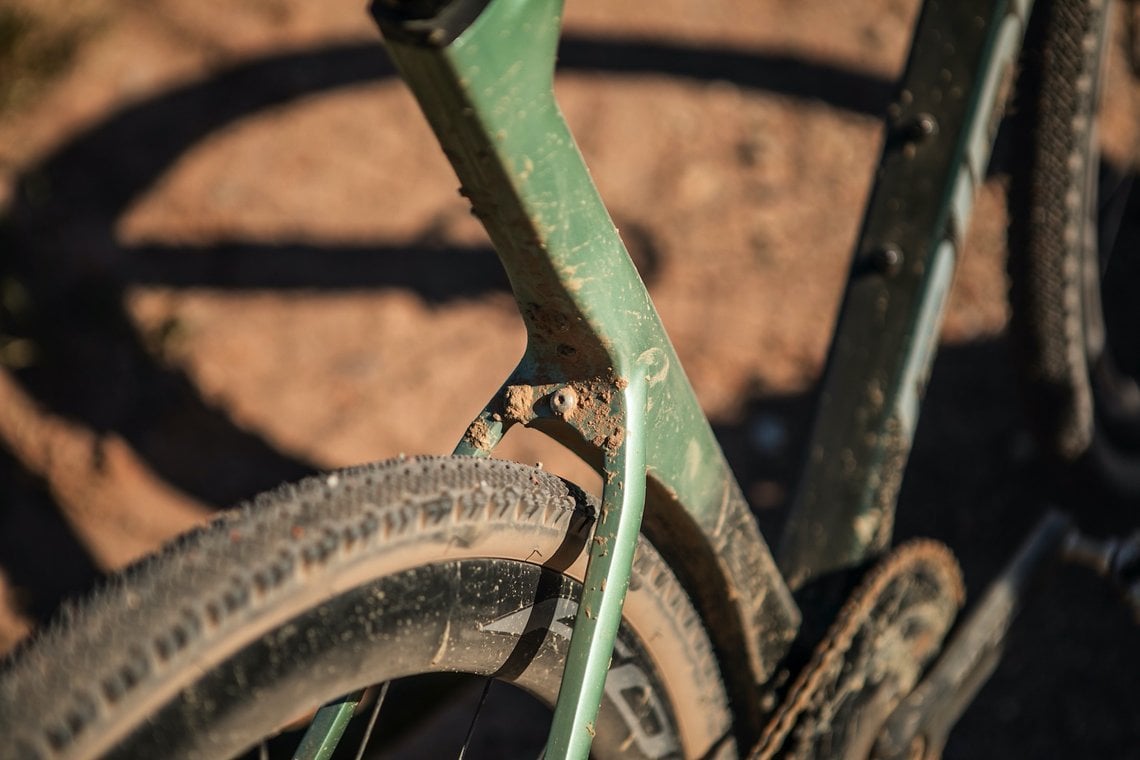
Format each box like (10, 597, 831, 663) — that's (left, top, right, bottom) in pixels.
(1079, 6, 1140, 455)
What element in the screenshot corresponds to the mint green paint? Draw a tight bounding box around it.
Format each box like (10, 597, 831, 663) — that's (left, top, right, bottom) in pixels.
(377, 0, 800, 755)
(293, 698, 357, 760)
(543, 370, 649, 758)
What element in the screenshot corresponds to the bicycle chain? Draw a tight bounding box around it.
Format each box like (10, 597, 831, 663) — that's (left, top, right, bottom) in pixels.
(751, 540, 965, 760)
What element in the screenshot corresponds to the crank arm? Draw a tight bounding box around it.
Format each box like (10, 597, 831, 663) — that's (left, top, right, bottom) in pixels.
(873, 511, 1072, 760)
(1060, 525, 1140, 624)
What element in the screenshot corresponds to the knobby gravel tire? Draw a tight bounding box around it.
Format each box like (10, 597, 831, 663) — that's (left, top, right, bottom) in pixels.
(0, 456, 734, 760)
(1008, 0, 1140, 492)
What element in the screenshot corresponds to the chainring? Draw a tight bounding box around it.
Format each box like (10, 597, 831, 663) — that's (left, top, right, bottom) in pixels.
(751, 540, 965, 760)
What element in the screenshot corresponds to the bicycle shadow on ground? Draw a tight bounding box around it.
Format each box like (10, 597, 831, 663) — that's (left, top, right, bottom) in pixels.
(0, 31, 1137, 760)
(0, 34, 895, 617)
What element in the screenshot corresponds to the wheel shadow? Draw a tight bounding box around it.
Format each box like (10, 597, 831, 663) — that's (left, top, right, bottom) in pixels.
(0, 33, 895, 621)
(0, 26, 1137, 759)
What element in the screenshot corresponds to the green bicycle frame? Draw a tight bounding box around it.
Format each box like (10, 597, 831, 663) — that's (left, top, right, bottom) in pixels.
(778, 0, 1036, 592)
(368, 0, 800, 757)
(299, 0, 1037, 756)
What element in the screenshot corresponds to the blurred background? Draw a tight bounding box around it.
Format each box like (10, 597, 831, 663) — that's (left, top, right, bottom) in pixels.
(0, 0, 1137, 756)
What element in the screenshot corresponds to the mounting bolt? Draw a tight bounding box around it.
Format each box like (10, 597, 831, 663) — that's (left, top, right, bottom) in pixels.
(868, 245, 904, 275)
(550, 387, 578, 416)
(907, 113, 938, 141)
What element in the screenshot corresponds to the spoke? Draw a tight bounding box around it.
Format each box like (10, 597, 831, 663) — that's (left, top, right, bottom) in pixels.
(457, 678, 494, 760)
(352, 683, 390, 760)
(1098, 165, 1134, 276)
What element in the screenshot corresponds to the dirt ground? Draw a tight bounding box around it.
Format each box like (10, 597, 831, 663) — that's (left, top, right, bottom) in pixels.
(0, 0, 1138, 757)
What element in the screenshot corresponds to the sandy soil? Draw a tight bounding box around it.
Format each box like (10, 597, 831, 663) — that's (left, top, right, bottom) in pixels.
(0, 0, 1138, 756)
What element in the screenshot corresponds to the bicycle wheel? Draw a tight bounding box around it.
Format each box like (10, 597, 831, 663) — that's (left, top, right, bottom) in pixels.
(0, 456, 733, 759)
(1008, 0, 1140, 491)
